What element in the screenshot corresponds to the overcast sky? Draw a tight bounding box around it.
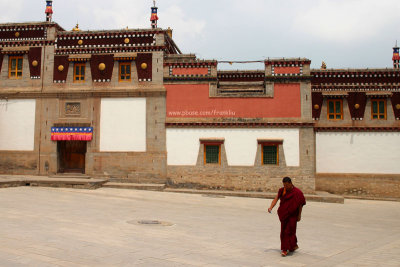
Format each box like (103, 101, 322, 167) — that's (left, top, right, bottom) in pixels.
(1, 0, 400, 70)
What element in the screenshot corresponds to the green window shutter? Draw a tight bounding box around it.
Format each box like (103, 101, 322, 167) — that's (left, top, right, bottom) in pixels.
(329, 101, 334, 113)
(17, 58, 23, 71)
(205, 145, 220, 164)
(263, 145, 277, 165)
(372, 101, 378, 113)
(335, 101, 341, 114)
(379, 101, 384, 114)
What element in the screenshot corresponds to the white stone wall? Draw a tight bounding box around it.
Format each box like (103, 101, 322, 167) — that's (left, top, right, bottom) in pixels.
(167, 128, 300, 166)
(0, 99, 36, 151)
(100, 98, 146, 152)
(316, 132, 400, 174)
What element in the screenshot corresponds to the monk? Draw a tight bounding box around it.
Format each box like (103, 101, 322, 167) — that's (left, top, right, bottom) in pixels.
(268, 177, 306, 257)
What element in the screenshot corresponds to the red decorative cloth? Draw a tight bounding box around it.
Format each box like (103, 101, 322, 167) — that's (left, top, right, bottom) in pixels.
(150, 14, 159, 21)
(51, 127, 93, 141)
(277, 186, 306, 251)
(45, 7, 53, 14)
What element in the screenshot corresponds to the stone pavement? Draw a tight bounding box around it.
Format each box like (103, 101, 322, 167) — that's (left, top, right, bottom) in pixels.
(0, 187, 399, 267)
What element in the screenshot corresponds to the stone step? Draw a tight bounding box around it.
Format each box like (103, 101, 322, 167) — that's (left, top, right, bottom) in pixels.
(103, 182, 165, 191)
(0, 176, 107, 190)
(112, 173, 166, 184)
(49, 174, 91, 179)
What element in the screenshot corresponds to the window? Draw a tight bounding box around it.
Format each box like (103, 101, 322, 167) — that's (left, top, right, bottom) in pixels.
(119, 62, 131, 81)
(262, 145, 278, 165)
(204, 145, 221, 164)
(327, 99, 343, 120)
(73, 63, 85, 82)
(9, 56, 23, 79)
(258, 139, 282, 166)
(371, 99, 386, 120)
(200, 138, 224, 165)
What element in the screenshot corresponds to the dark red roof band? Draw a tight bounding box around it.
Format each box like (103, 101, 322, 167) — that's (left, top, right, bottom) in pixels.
(166, 122, 314, 127)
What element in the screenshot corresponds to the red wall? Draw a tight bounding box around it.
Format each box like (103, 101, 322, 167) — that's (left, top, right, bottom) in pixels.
(166, 83, 301, 118)
(172, 68, 209, 76)
(274, 66, 301, 74)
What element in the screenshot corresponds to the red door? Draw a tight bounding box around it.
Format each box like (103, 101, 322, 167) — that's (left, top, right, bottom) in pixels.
(58, 141, 86, 173)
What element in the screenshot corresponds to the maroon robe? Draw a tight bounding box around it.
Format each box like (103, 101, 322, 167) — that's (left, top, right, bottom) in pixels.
(277, 186, 306, 251)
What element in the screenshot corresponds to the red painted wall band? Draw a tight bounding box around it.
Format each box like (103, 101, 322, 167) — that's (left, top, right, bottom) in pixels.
(53, 56, 69, 81)
(274, 66, 300, 74)
(166, 83, 301, 118)
(172, 67, 209, 76)
(90, 54, 114, 81)
(28, 47, 42, 78)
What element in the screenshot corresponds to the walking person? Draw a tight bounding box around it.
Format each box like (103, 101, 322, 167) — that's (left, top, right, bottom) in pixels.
(268, 177, 306, 256)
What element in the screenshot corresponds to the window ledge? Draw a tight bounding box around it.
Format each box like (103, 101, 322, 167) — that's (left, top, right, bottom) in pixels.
(200, 138, 225, 144)
(257, 138, 283, 144)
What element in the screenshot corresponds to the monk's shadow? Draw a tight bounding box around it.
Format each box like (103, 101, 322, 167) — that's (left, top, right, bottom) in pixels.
(264, 248, 281, 253)
(264, 249, 301, 257)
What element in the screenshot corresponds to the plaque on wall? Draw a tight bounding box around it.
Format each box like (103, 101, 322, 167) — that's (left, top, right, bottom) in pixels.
(65, 102, 81, 116)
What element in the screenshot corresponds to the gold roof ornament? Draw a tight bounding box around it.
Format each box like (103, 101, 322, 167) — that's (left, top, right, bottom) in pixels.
(166, 27, 173, 38)
(321, 61, 327, 70)
(72, 23, 81, 32)
(98, 63, 106, 71)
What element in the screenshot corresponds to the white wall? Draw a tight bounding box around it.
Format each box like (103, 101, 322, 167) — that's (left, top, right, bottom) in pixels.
(100, 98, 146, 152)
(0, 99, 36, 151)
(316, 132, 400, 174)
(167, 128, 300, 166)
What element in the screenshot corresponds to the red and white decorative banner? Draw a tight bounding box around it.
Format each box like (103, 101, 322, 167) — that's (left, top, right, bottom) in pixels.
(51, 127, 93, 141)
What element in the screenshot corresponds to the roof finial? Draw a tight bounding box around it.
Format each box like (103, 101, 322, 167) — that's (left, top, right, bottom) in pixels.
(45, 0, 53, 22)
(150, 1, 159, 29)
(72, 23, 81, 32)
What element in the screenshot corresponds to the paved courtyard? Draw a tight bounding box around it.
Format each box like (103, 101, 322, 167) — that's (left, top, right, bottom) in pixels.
(0, 187, 399, 267)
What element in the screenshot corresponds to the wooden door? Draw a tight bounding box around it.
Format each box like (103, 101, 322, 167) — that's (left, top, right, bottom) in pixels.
(58, 141, 87, 173)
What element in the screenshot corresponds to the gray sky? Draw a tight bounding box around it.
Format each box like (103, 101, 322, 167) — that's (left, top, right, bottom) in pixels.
(1, 0, 400, 70)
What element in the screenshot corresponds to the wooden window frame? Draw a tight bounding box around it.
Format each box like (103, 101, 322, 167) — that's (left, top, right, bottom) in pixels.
(258, 139, 282, 166)
(203, 144, 221, 165)
(200, 139, 224, 165)
(8, 56, 23, 79)
(73, 63, 86, 83)
(371, 99, 387, 120)
(119, 62, 132, 82)
(261, 144, 279, 165)
(327, 99, 343, 120)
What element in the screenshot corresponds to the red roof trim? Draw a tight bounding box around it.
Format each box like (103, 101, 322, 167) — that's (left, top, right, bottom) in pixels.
(315, 127, 400, 132)
(166, 122, 314, 127)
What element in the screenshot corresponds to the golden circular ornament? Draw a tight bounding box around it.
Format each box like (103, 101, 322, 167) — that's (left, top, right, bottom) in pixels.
(15, 32, 20, 37)
(58, 65, 64, 72)
(98, 63, 106, 71)
(314, 104, 319, 110)
(354, 104, 360, 109)
(396, 104, 400, 110)
(32, 60, 38, 67)
(124, 38, 130, 44)
(78, 40, 83, 45)
(141, 63, 147, 70)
